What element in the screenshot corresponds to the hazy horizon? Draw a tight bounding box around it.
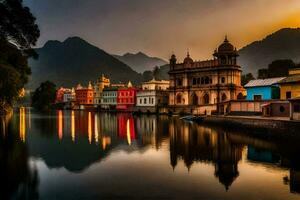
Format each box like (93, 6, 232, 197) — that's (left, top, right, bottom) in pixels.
(24, 0, 300, 61)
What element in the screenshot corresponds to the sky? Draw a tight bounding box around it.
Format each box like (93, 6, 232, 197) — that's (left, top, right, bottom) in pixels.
(24, 0, 300, 61)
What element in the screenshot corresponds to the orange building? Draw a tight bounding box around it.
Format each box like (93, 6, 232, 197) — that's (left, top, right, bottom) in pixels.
(75, 82, 94, 105)
(55, 87, 65, 103)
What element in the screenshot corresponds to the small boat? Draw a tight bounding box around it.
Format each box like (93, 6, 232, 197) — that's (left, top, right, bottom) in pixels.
(180, 115, 205, 123)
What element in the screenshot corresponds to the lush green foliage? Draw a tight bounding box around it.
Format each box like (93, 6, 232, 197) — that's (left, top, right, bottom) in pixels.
(257, 59, 297, 79)
(31, 81, 56, 111)
(0, 0, 39, 114)
(241, 73, 255, 86)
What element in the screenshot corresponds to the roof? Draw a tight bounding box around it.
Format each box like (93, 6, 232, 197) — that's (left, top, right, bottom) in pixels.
(278, 74, 300, 84)
(244, 77, 285, 88)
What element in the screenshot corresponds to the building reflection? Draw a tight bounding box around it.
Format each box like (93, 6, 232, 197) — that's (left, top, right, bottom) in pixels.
(117, 114, 136, 144)
(0, 113, 39, 199)
(19, 107, 26, 142)
(169, 118, 243, 190)
(57, 110, 63, 140)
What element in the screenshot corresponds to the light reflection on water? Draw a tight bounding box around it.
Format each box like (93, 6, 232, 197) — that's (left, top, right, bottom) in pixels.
(0, 107, 300, 199)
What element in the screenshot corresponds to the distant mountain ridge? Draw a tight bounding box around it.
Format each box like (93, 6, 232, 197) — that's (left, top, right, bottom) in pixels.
(28, 37, 143, 89)
(239, 28, 300, 75)
(113, 52, 167, 73)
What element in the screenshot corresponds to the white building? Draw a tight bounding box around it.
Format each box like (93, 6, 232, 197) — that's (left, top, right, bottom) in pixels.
(63, 88, 75, 102)
(136, 79, 169, 112)
(101, 87, 118, 109)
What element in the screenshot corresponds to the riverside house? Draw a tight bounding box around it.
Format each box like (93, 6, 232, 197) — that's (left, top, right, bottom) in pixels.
(278, 68, 300, 100)
(244, 77, 285, 100)
(116, 81, 138, 112)
(136, 79, 169, 113)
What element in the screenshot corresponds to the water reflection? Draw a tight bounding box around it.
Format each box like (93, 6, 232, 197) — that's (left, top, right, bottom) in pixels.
(1, 109, 300, 199)
(0, 109, 39, 200)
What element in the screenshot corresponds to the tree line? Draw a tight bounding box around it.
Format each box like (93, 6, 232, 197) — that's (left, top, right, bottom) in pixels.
(242, 59, 300, 86)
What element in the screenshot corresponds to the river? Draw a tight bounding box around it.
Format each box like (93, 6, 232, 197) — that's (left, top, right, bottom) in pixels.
(0, 107, 299, 200)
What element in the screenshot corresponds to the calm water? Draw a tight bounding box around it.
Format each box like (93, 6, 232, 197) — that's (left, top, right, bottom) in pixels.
(1, 108, 300, 200)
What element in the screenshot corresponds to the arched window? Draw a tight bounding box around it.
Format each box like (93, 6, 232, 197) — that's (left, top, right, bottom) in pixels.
(221, 93, 227, 102)
(176, 93, 182, 104)
(205, 77, 210, 84)
(221, 77, 225, 84)
(201, 77, 204, 84)
(192, 78, 196, 85)
(237, 93, 244, 100)
(203, 93, 209, 105)
(191, 93, 198, 106)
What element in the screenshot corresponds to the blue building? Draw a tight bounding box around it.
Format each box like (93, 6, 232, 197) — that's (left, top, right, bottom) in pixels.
(245, 77, 285, 100)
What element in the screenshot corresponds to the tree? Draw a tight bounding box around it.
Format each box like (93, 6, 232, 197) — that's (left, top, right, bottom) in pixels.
(257, 68, 269, 79)
(153, 66, 160, 80)
(142, 70, 153, 82)
(0, 0, 40, 113)
(31, 81, 56, 111)
(268, 59, 296, 78)
(241, 73, 255, 86)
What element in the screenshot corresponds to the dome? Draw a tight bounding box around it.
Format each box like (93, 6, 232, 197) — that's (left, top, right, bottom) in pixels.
(183, 52, 193, 64)
(218, 36, 235, 52)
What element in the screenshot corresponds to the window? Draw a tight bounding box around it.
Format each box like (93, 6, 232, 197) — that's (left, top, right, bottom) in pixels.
(221, 77, 225, 84)
(205, 77, 209, 84)
(201, 77, 204, 84)
(203, 94, 209, 105)
(286, 91, 292, 99)
(144, 98, 147, 104)
(254, 95, 262, 101)
(192, 78, 196, 85)
(176, 94, 182, 104)
(177, 78, 183, 86)
(197, 78, 200, 85)
(140, 99, 142, 104)
(294, 104, 300, 112)
(279, 106, 285, 113)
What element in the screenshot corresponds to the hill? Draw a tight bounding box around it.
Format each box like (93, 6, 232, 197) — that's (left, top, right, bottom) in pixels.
(239, 28, 300, 75)
(27, 37, 143, 89)
(113, 52, 167, 73)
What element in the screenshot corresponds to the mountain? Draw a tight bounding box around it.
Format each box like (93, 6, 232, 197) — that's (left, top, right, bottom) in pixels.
(113, 52, 167, 73)
(28, 37, 143, 89)
(239, 28, 300, 75)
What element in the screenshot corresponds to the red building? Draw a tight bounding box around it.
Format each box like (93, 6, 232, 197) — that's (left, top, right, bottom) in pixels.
(116, 81, 138, 111)
(75, 82, 94, 105)
(55, 87, 65, 103)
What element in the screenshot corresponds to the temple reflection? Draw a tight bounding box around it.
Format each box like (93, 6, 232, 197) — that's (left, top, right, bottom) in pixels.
(169, 118, 243, 190)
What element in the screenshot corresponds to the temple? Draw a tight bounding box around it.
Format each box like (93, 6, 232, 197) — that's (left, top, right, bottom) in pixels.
(168, 36, 245, 115)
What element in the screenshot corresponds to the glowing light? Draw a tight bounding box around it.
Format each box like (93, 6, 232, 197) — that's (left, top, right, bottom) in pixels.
(126, 119, 131, 145)
(19, 107, 26, 142)
(94, 114, 99, 144)
(71, 111, 75, 142)
(88, 112, 92, 144)
(58, 110, 63, 140)
(102, 136, 111, 150)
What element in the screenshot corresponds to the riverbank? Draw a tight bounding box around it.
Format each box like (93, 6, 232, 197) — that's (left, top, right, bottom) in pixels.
(202, 115, 300, 137)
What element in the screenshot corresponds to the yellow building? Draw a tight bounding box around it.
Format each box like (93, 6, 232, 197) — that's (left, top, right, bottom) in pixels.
(278, 68, 300, 100)
(93, 74, 110, 104)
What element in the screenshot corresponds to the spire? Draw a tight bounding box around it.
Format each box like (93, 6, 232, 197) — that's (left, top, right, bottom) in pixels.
(224, 35, 229, 43)
(127, 81, 133, 88)
(88, 81, 92, 89)
(187, 48, 190, 57)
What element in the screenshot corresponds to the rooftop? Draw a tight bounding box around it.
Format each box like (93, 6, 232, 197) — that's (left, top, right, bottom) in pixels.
(278, 74, 300, 84)
(244, 77, 285, 87)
